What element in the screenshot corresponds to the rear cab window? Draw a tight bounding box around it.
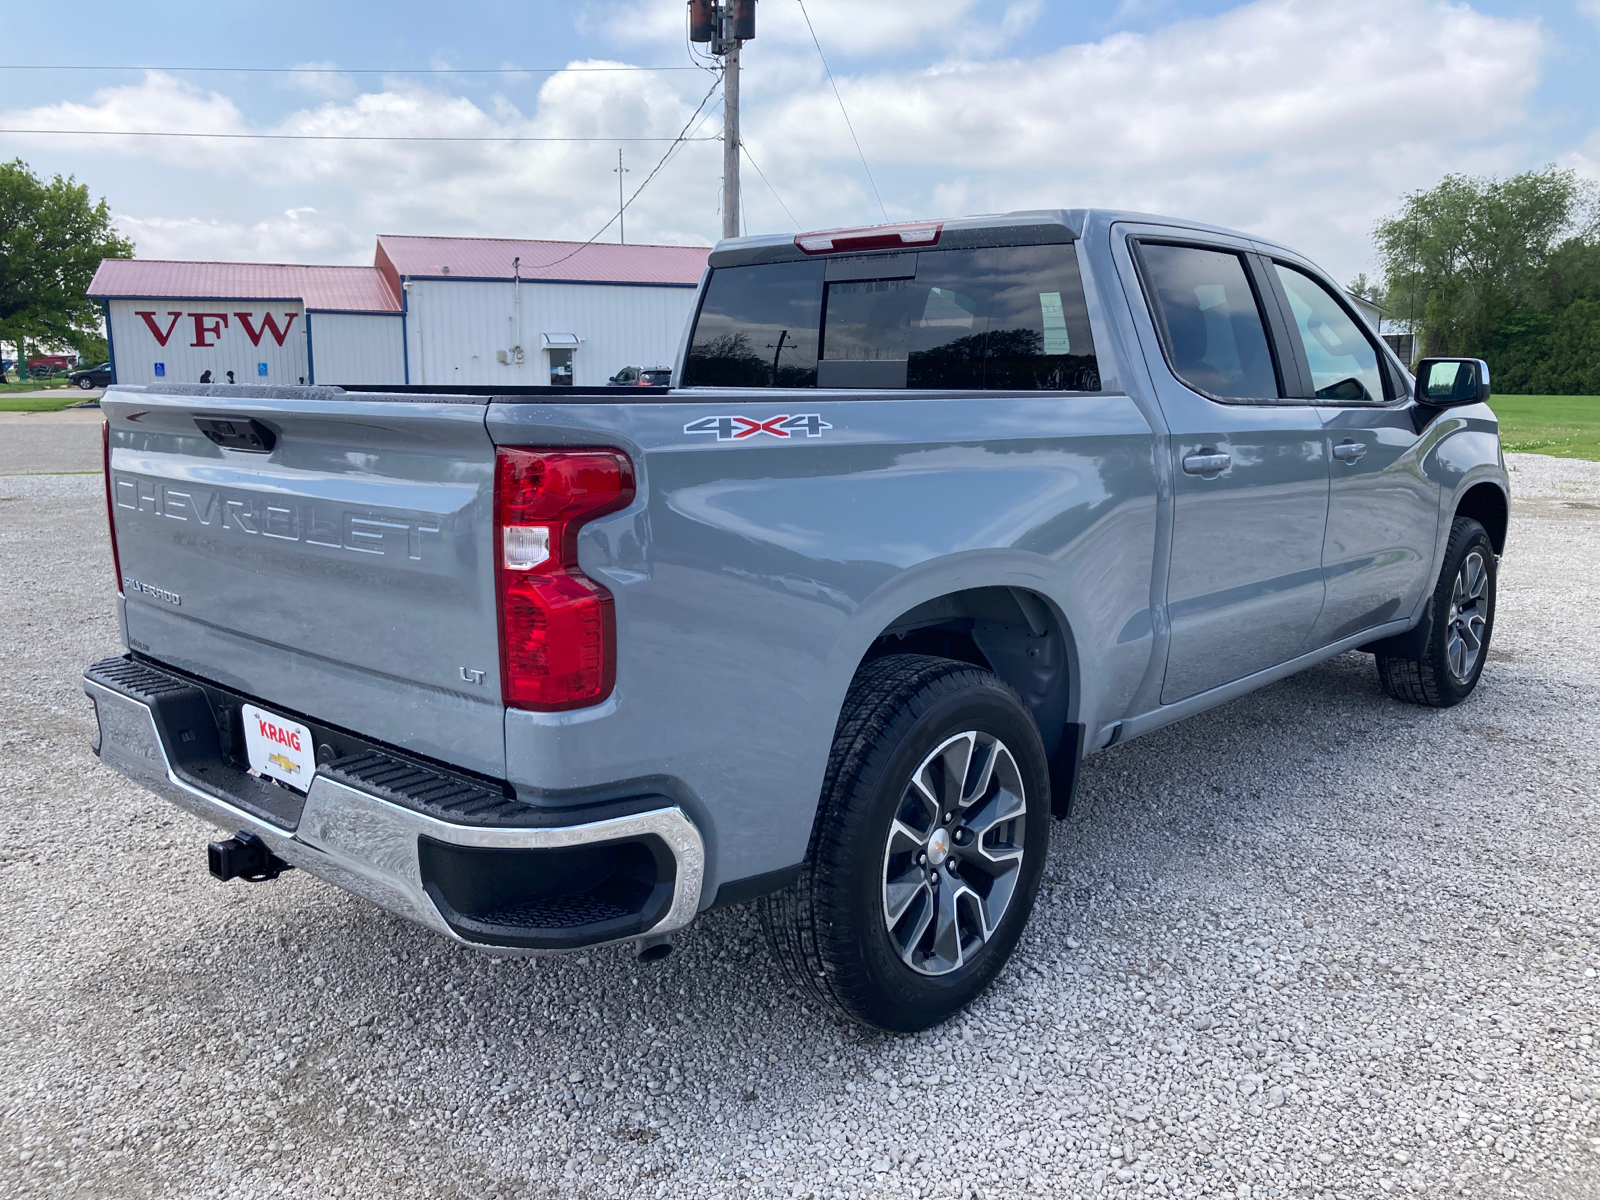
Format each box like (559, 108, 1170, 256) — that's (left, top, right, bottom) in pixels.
(682, 244, 1099, 391)
(684, 260, 825, 387)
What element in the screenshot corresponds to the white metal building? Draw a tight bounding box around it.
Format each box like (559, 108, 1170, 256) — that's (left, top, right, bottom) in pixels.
(88, 236, 709, 389)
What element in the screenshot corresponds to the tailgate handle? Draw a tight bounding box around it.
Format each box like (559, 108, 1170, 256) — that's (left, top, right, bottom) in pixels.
(194, 416, 276, 453)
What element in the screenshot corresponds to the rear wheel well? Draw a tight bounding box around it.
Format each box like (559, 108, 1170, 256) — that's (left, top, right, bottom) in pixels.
(1456, 482, 1508, 554)
(861, 587, 1073, 758)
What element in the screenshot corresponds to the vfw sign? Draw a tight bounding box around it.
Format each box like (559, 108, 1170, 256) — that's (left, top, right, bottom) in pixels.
(108, 300, 308, 386)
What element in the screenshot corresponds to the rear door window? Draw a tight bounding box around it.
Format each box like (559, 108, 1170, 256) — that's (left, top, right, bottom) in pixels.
(1136, 243, 1281, 401)
(1272, 264, 1387, 403)
(684, 260, 824, 387)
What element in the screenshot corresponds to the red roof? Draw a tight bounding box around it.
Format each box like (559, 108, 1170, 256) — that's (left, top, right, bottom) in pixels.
(88, 259, 400, 312)
(375, 234, 708, 286)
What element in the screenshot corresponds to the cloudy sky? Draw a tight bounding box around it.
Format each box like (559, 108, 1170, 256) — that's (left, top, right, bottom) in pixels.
(5, 0, 1598, 287)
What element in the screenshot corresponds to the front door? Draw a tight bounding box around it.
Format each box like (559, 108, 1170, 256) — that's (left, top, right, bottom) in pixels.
(1123, 235, 1331, 704)
(1264, 261, 1439, 645)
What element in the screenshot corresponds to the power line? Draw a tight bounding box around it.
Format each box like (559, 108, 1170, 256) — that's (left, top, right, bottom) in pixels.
(517, 74, 724, 273)
(794, 0, 887, 222)
(0, 128, 716, 143)
(741, 141, 801, 230)
(0, 64, 699, 75)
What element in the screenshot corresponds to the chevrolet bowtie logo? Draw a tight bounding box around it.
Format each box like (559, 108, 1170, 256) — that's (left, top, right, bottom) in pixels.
(267, 753, 301, 775)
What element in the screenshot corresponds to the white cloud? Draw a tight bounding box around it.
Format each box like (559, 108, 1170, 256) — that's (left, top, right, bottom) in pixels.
(4, 73, 254, 171)
(764, 0, 1540, 169)
(1580, 0, 1600, 25)
(114, 208, 362, 264)
(0, 0, 1563, 287)
(745, 0, 1547, 278)
(2, 64, 727, 257)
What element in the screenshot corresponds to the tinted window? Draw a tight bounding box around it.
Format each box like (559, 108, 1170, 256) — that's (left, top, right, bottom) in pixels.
(977, 245, 1099, 390)
(682, 244, 1099, 391)
(1138, 243, 1280, 400)
(819, 245, 1099, 390)
(1273, 264, 1386, 403)
(683, 260, 824, 387)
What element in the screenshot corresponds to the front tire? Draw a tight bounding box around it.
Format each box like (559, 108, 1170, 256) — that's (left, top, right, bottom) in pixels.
(1376, 516, 1497, 707)
(759, 654, 1050, 1032)
(78, 377, 95, 390)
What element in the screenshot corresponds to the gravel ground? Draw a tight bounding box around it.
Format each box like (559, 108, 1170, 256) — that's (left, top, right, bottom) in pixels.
(0, 410, 105, 476)
(3, 453, 1600, 1200)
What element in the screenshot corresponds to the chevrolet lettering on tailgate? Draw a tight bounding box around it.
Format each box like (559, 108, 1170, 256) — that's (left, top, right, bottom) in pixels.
(111, 475, 441, 560)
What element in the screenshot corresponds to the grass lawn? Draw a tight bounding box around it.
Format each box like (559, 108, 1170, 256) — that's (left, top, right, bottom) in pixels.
(0, 391, 93, 413)
(1492, 394, 1600, 461)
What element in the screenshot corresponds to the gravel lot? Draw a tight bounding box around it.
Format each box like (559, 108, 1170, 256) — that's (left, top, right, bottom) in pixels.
(0, 409, 105, 476)
(3, 452, 1599, 1200)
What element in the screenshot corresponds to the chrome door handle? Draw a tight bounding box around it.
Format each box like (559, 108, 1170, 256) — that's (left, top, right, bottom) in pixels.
(1182, 452, 1231, 475)
(1332, 440, 1367, 463)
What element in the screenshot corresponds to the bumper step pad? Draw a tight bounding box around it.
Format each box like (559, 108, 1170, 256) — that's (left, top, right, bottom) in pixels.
(85, 655, 304, 829)
(320, 750, 536, 827)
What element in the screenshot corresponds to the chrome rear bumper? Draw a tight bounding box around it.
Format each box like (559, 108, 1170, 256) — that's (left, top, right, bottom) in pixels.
(84, 661, 704, 954)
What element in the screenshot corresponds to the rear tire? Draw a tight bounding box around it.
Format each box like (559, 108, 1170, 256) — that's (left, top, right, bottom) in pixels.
(759, 654, 1050, 1032)
(1376, 516, 1496, 707)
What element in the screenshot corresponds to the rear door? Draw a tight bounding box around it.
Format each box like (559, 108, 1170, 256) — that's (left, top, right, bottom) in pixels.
(1118, 230, 1331, 703)
(105, 389, 505, 778)
(1261, 258, 1440, 644)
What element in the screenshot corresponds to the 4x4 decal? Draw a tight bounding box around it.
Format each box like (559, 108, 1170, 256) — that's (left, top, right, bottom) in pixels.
(683, 414, 832, 441)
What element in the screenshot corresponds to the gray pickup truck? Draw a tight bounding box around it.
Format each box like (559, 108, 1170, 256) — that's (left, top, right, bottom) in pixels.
(85, 209, 1507, 1031)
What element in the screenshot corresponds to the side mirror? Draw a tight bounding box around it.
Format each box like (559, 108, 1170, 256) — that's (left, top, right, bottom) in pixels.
(1414, 357, 1491, 406)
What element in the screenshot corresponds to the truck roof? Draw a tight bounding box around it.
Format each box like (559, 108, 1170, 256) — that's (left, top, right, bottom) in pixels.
(708, 208, 1297, 269)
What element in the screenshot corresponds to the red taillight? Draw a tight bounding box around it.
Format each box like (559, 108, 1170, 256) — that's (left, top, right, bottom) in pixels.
(794, 220, 944, 255)
(103, 420, 123, 597)
(495, 448, 635, 711)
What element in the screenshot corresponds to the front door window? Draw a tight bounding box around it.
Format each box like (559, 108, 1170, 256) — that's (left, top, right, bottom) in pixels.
(549, 348, 574, 386)
(1273, 265, 1385, 403)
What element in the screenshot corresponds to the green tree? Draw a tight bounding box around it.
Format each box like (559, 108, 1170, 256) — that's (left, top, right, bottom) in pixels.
(0, 159, 133, 377)
(1346, 272, 1381, 303)
(69, 330, 109, 366)
(1373, 166, 1598, 358)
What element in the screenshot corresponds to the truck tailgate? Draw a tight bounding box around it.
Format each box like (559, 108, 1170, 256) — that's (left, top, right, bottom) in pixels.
(103, 388, 504, 778)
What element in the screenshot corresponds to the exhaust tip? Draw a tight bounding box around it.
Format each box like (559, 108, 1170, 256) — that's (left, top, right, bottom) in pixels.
(634, 934, 674, 963)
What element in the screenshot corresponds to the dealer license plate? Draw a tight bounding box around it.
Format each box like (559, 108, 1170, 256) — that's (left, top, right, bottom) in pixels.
(241, 704, 315, 792)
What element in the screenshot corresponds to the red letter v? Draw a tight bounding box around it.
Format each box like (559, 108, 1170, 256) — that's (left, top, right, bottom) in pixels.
(135, 311, 183, 347)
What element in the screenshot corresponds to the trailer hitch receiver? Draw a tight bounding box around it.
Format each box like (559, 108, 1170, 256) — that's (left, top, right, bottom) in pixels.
(207, 830, 293, 883)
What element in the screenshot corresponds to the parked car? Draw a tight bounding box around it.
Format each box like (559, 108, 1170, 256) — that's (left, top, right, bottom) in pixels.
(85, 209, 1508, 1031)
(69, 362, 112, 390)
(608, 365, 671, 387)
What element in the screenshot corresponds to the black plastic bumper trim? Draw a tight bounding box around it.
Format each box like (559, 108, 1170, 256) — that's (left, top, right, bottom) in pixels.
(418, 834, 676, 949)
(709, 864, 804, 910)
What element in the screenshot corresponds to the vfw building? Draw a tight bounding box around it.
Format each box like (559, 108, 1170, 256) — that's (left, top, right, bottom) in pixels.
(88, 235, 709, 388)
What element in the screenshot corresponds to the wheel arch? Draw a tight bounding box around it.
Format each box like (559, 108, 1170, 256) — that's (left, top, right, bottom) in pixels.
(856, 583, 1079, 760)
(1455, 481, 1508, 555)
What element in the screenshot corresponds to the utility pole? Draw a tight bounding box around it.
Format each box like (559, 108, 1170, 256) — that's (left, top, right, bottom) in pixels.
(689, 0, 755, 241)
(614, 149, 629, 244)
(722, 38, 740, 240)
